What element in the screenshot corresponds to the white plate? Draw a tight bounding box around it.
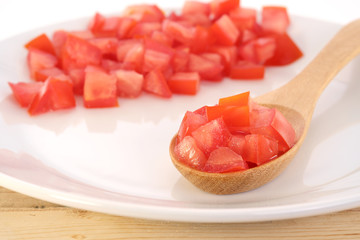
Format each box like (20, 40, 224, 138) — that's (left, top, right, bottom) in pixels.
(0, 15, 360, 223)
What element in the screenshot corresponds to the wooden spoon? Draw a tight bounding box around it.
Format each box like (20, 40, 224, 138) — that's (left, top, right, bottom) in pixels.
(169, 19, 360, 195)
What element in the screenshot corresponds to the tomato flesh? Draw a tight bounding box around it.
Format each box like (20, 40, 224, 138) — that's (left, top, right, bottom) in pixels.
(167, 72, 200, 95)
(174, 136, 207, 170)
(8, 82, 44, 108)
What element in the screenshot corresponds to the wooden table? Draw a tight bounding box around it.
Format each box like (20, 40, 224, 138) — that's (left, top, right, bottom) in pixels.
(1, 186, 360, 239)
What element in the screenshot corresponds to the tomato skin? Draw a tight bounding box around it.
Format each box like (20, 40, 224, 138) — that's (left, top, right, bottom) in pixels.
(174, 136, 207, 170)
(27, 49, 58, 79)
(206, 105, 250, 130)
(219, 91, 249, 106)
(25, 34, 56, 56)
(203, 147, 249, 173)
(261, 6, 289, 34)
(167, 72, 200, 95)
(229, 60, 265, 79)
(143, 69, 172, 98)
(8, 82, 44, 108)
(83, 66, 118, 108)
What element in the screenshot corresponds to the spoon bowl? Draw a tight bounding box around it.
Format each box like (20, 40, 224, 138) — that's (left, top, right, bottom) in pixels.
(170, 19, 360, 194)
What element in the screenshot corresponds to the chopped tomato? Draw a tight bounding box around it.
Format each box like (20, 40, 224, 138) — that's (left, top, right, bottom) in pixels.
(61, 35, 102, 72)
(211, 14, 239, 46)
(239, 37, 276, 64)
(228, 133, 246, 156)
(210, 0, 240, 19)
(117, 17, 137, 39)
(112, 69, 144, 98)
(143, 69, 172, 98)
(177, 110, 208, 142)
(128, 22, 162, 38)
(243, 134, 278, 165)
(182, 1, 211, 16)
(117, 39, 145, 72)
(261, 6, 290, 34)
(250, 107, 296, 152)
(174, 136, 207, 170)
(229, 7, 257, 30)
(191, 117, 231, 155)
(34, 67, 64, 82)
(203, 147, 249, 173)
(188, 53, 223, 81)
(219, 91, 249, 106)
(88, 13, 120, 37)
(83, 66, 118, 108)
(206, 105, 250, 130)
(229, 60, 265, 79)
(8, 82, 44, 108)
(162, 20, 195, 45)
(25, 33, 56, 55)
(88, 37, 118, 59)
(264, 33, 303, 66)
(167, 72, 200, 95)
(172, 48, 190, 72)
(123, 4, 165, 23)
(68, 68, 85, 95)
(27, 49, 58, 79)
(189, 26, 212, 53)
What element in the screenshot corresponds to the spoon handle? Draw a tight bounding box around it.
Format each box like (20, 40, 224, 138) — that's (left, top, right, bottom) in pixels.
(257, 19, 360, 119)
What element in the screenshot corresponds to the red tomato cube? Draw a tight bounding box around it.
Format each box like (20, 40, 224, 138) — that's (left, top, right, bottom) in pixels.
(83, 66, 118, 108)
(177, 110, 208, 143)
(162, 19, 195, 45)
(188, 54, 223, 81)
(218, 91, 249, 106)
(168, 72, 200, 95)
(239, 37, 276, 64)
(182, 1, 211, 16)
(229, 7, 257, 30)
(25, 33, 56, 56)
(261, 6, 290, 34)
(228, 133, 247, 156)
(211, 14, 239, 46)
(191, 117, 231, 155)
(229, 60, 265, 79)
(88, 37, 119, 59)
(174, 136, 207, 170)
(210, 0, 240, 19)
(123, 4, 165, 23)
(143, 69, 172, 98)
(250, 107, 296, 152)
(8, 82, 44, 108)
(244, 134, 279, 165)
(34, 67, 64, 82)
(203, 147, 249, 173)
(112, 69, 144, 98)
(27, 49, 58, 79)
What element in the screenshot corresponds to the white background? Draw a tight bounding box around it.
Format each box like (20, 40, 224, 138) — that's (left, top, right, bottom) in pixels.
(0, 0, 359, 41)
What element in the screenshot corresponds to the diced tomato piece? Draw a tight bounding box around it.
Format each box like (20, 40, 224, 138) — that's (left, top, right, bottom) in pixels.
(209, 45, 237, 75)
(117, 17, 137, 39)
(128, 22, 162, 38)
(241, 29, 257, 43)
(34, 67, 64, 82)
(229, 60, 265, 79)
(117, 39, 145, 72)
(28, 76, 76, 115)
(244, 134, 278, 165)
(264, 33, 303, 66)
(101, 59, 124, 72)
(68, 68, 85, 95)
(177, 110, 208, 142)
(61, 35, 102, 72)
(8, 82, 44, 108)
(193, 106, 207, 117)
(211, 14, 239, 46)
(83, 66, 118, 108)
(261, 6, 290, 34)
(143, 69, 172, 98)
(191, 117, 231, 155)
(52, 30, 94, 57)
(229, 7, 257, 30)
(168, 72, 200, 95)
(88, 13, 120, 37)
(210, 0, 240, 19)
(27, 49, 58, 79)
(228, 133, 246, 156)
(25, 33, 56, 55)
(123, 4, 165, 23)
(250, 107, 296, 152)
(219, 91, 249, 106)
(181, 13, 212, 28)
(162, 19, 195, 45)
(172, 47, 190, 72)
(151, 30, 174, 47)
(174, 136, 207, 170)
(182, 1, 211, 16)
(203, 147, 249, 173)
(88, 37, 118, 59)
(188, 53, 223, 81)
(239, 37, 276, 64)
(143, 49, 172, 73)
(206, 105, 250, 130)
(189, 26, 213, 53)
(112, 69, 144, 98)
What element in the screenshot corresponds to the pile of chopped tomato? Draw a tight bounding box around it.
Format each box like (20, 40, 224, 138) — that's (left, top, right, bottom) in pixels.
(8, 0, 303, 115)
(174, 91, 296, 173)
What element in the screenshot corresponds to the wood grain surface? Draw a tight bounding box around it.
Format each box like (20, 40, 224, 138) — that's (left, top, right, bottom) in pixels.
(1, 187, 360, 240)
